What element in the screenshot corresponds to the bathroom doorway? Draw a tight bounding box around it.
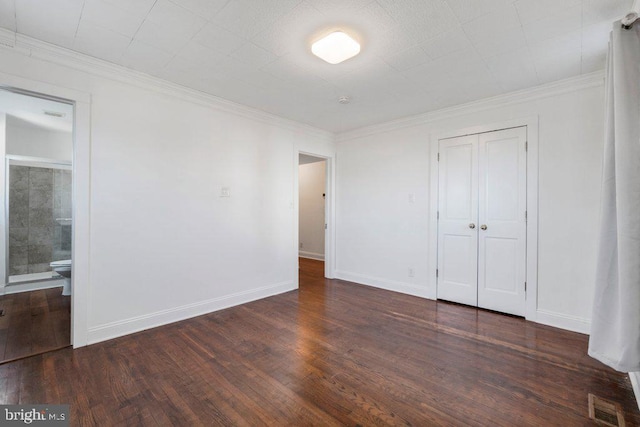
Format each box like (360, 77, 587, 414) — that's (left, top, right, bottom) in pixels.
(0, 89, 73, 362)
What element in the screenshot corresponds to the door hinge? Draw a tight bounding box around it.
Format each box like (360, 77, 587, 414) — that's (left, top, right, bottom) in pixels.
(525, 141, 528, 151)
(437, 152, 440, 161)
(525, 210, 528, 222)
(325, 223, 327, 230)
(524, 282, 527, 292)
(436, 268, 439, 278)
(437, 211, 440, 220)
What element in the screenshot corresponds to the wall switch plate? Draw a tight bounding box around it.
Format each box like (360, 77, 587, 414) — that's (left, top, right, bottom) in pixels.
(408, 193, 416, 203)
(220, 187, 231, 197)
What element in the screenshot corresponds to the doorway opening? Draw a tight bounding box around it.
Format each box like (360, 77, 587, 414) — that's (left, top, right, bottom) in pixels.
(0, 88, 74, 362)
(299, 154, 327, 263)
(297, 151, 334, 282)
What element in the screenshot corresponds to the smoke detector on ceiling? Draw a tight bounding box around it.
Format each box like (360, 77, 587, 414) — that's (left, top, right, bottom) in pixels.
(338, 96, 350, 104)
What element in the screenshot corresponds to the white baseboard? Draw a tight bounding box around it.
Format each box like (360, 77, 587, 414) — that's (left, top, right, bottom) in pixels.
(86, 281, 296, 345)
(3, 278, 66, 295)
(629, 372, 640, 412)
(335, 270, 433, 299)
(299, 251, 324, 261)
(535, 309, 591, 334)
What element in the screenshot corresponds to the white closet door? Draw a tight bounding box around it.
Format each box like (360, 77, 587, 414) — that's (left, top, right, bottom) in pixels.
(437, 135, 478, 306)
(477, 127, 527, 316)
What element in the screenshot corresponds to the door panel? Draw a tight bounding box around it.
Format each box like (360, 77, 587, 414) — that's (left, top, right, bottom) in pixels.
(437, 135, 478, 306)
(444, 145, 474, 219)
(483, 237, 518, 292)
(477, 127, 527, 316)
(485, 138, 519, 220)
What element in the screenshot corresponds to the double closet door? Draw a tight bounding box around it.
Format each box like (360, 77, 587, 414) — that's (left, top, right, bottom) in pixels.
(436, 127, 527, 317)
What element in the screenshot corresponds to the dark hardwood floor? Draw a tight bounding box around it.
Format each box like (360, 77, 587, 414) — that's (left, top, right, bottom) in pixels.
(0, 258, 637, 425)
(0, 287, 70, 363)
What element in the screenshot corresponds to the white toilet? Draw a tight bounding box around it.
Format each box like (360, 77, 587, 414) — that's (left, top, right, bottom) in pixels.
(50, 259, 72, 296)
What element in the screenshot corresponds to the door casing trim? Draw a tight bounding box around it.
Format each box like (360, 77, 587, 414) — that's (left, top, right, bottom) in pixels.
(429, 116, 539, 322)
(294, 148, 336, 283)
(0, 71, 92, 347)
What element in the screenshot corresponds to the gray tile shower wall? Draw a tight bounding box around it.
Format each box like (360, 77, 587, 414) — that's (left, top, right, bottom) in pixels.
(9, 166, 31, 275)
(8, 165, 72, 277)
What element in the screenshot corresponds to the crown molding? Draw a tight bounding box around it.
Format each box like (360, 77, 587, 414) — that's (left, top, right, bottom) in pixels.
(0, 28, 334, 141)
(336, 71, 606, 142)
(0, 29, 15, 48)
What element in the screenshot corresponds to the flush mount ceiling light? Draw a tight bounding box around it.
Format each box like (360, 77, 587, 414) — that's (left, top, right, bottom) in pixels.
(311, 31, 360, 64)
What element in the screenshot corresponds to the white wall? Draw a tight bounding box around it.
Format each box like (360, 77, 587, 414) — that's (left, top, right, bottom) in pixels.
(0, 38, 334, 343)
(335, 76, 605, 333)
(5, 116, 72, 161)
(299, 160, 325, 260)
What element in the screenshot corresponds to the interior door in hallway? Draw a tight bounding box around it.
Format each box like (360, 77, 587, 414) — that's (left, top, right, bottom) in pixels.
(436, 127, 527, 317)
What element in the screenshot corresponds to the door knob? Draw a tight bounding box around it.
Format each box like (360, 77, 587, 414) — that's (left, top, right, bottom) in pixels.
(480, 224, 487, 230)
(469, 223, 476, 229)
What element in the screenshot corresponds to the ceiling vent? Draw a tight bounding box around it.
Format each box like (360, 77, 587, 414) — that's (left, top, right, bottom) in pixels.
(43, 110, 66, 118)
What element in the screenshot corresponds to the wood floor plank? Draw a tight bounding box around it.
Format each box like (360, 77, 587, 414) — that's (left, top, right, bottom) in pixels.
(0, 329, 7, 361)
(0, 297, 13, 332)
(0, 362, 20, 405)
(0, 287, 70, 363)
(176, 322, 342, 426)
(0, 258, 638, 426)
(31, 313, 57, 353)
(4, 305, 32, 360)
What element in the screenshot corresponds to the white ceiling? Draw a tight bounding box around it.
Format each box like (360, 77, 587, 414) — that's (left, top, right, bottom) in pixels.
(0, 0, 630, 133)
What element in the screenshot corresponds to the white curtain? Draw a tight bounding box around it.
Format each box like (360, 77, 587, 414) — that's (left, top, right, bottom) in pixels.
(588, 21, 640, 372)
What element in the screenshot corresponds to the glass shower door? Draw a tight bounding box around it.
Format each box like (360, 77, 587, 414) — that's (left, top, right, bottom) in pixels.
(6, 158, 72, 284)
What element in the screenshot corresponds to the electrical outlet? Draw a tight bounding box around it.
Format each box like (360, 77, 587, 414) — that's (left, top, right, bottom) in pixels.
(220, 187, 231, 197)
(408, 193, 416, 203)
(408, 267, 414, 277)
(299, 242, 303, 249)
